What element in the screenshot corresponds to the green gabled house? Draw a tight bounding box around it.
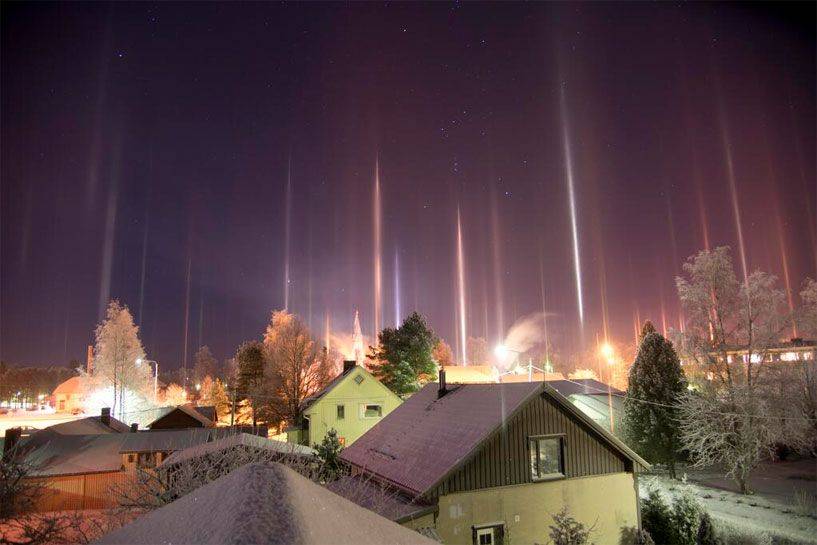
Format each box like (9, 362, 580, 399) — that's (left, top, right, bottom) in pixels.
(287, 361, 402, 448)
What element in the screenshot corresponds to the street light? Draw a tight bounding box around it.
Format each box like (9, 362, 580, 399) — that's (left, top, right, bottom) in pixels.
(136, 358, 159, 402)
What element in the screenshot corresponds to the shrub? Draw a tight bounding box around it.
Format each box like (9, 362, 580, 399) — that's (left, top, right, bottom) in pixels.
(696, 512, 723, 545)
(671, 492, 702, 545)
(620, 527, 656, 545)
(547, 507, 594, 545)
(642, 490, 673, 545)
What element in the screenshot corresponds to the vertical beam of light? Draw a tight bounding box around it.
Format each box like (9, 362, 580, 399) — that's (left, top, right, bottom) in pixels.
(373, 158, 383, 339)
(97, 142, 120, 320)
(775, 205, 798, 337)
(490, 191, 505, 343)
(717, 104, 749, 286)
(456, 207, 468, 365)
(283, 155, 292, 311)
(182, 256, 192, 387)
(559, 84, 584, 327)
(696, 182, 710, 251)
(393, 249, 401, 326)
(539, 251, 551, 365)
(324, 310, 331, 351)
(138, 200, 150, 324)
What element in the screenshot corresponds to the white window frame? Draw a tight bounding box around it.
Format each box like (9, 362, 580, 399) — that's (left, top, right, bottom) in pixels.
(359, 403, 383, 419)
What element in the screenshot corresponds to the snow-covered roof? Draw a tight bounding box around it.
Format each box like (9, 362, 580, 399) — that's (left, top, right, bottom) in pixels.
(23, 431, 127, 476)
(52, 376, 84, 395)
(159, 432, 314, 468)
(46, 415, 130, 435)
(96, 463, 438, 545)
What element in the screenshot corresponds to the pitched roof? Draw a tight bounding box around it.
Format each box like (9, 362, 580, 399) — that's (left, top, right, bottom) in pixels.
(52, 376, 84, 395)
(341, 382, 541, 495)
(545, 378, 625, 397)
(440, 365, 498, 383)
(159, 432, 314, 468)
(96, 463, 438, 545)
(341, 382, 649, 496)
(147, 404, 214, 428)
(45, 415, 130, 435)
(301, 364, 358, 411)
(23, 430, 127, 476)
(119, 428, 239, 453)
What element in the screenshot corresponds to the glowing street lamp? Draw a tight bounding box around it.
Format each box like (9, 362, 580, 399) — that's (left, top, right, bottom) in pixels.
(136, 358, 159, 402)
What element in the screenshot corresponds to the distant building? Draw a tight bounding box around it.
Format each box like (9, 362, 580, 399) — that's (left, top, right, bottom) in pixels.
(52, 376, 86, 413)
(546, 379, 625, 435)
(709, 338, 816, 365)
(146, 404, 216, 430)
(287, 361, 402, 447)
(332, 371, 648, 545)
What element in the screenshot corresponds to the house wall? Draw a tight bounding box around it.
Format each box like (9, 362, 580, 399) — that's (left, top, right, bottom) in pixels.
(25, 472, 132, 511)
(54, 393, 83, 413)
(432, 393, 629, 498)
(433, 472, 639, 545)
(304, 367, 401, 447)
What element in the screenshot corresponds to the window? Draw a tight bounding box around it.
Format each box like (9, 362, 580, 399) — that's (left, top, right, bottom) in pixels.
(529, 435, 564, 480)
(137, 452, 156, 469)
(472, 524, 504, 545)
(337, 404, 345, 419)
(361, 404, 382, 418)
(354, 375, 364, 385)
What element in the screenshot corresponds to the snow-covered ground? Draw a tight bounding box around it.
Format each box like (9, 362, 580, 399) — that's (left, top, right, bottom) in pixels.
(640, 461, 817, 544)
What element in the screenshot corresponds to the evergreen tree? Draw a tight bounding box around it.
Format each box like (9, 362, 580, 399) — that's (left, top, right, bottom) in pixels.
(369, 311, 438, 395)
(546, 508, 594, 545)
(641, 490, 673, 545)
(671, 492, 702, 545)
(192, 345, 218, 385)
(315, 428, 344, 482)
(624, 327, 687, 478)
(235, 341, 265, 423)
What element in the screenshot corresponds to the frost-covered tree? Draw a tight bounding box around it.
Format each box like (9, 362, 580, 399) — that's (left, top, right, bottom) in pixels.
(163, 383, 187, 406)
(315, 428, 344, 482)
(368, 311, 438, 395)
(623, 328, 686, 478)
(199, 376, 230, 420)
(544, 508, 594, 545)
(234, 340, 265, 423)
(90, 300, 151, 419)
(432, 339, 455, 367)
(466, 336, 490, 366)
(673, 247, 791, 493)
(192, 346, 218, 385)
(261, 310, 333, 427)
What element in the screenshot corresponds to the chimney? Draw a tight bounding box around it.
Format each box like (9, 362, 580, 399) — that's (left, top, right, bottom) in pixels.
(86, 345, 94, 375)
(130, 423, 138, 433)
(438, 369, 447, 399)
(3, 427, 22, 460)
(101, 407, 111, 427)
(343, 360, 356, 374)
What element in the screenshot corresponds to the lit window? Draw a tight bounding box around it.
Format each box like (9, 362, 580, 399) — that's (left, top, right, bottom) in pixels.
(362, 404, 382, 418)
(529, 436, 564, 480)
(354, 375, 364, 385)
(337, 405, 345, 419)
(780, 352, 799, 362)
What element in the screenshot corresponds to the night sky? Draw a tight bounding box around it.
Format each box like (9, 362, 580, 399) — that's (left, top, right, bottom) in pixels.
(2, 2, 815, 369)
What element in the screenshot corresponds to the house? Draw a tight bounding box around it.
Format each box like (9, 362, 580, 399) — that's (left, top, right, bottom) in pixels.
(96, 463, 438, 545)
(287, 361, 402, 447)
(51, 376, 85, 413)
(46, 407, 131, 434)
(145, 404, 216, 430)
(333, 370, 648, 545)
(546, 379, 625, 434)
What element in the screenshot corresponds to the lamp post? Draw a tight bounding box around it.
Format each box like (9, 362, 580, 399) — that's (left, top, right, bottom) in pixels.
(136, 358, 159, 402)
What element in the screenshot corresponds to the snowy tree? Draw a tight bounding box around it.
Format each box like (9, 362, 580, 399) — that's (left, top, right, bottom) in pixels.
(623, 329, 686, 478)
(192, 346, 218, 385)
(199, 376, 230, 421)
(432, 339, 455, 367)
(800, 278, 817, 338)
(234, 340, 265, 423)
(90, 300, 151, 419)
(163, 383, 187, 406)
(543, 508, 594, 545)
(466, 336, 490, 365)
(260, 310, 333, 427)
(315, 428, 344, 482)
(673, 247, 793, 493)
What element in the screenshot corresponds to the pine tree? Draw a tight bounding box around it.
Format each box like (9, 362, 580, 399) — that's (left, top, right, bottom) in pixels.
(624, 327, 687, 478)
(369, 312, 438, 395)
(192, 345, 218, 385)
(546, 508, 593, 545)
(315, 428, 344, 482)
(641, 490, 673, 545)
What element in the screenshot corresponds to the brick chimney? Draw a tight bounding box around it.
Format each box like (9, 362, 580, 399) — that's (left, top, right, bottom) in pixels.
(86, 345, 94, 375)
(438, 369, 447, 399)
(101, 407, 111, 427)
(343, 360, 356, 374)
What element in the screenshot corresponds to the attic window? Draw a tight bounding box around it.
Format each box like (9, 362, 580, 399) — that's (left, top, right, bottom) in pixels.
(529, 435, 564, 480)
(361, 404, 382, 418)
(354, 375, 364, 385)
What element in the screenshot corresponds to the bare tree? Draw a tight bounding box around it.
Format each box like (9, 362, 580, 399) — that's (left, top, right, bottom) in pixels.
(260, 311, 333, 428)
(192, 346, 218, 385)
(673, 247, 795, 493)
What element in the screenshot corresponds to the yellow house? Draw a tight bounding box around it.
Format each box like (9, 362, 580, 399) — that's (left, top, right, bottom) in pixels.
(289, 362, 402, 448)
(332, 370, 649, 545)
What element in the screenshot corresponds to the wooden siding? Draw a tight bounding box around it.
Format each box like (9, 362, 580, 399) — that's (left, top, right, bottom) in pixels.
(25, 472, 132, 511)
(430, 393, 627, 498)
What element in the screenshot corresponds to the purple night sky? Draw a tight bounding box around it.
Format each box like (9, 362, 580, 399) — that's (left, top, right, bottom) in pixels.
(1, 2, 815, 369)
